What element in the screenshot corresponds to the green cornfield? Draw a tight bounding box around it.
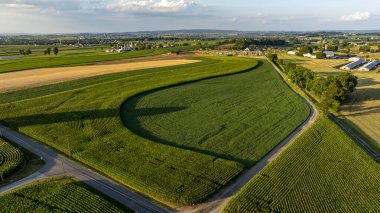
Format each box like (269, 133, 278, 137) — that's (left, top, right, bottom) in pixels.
(0, 138, 24, 178)
(224, 117, 380, 212)
(0, 57, 253, 205)
(123, 60, 310, 166)
(0, 177, 132, 212)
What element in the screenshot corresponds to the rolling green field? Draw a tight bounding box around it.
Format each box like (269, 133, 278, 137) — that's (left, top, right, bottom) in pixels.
(0, 48, 169, 73)
(0, 57, 257, 205)
(224, 117, 380, 212)
(123, 61, 310, 166)
(0, 177, 132, 212)
(0, 138, 24, 178)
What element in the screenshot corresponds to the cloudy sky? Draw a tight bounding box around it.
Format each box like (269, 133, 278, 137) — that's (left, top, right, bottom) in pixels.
(0, 0, 379, 33)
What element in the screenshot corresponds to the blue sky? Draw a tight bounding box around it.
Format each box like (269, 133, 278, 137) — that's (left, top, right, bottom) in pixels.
(0, 0, 379, 33)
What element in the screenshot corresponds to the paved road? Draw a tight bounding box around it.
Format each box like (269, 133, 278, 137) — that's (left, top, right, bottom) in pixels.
(0, 124, 170, 213)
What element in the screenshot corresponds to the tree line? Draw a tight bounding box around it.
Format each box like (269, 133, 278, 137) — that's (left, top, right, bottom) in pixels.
(268, 53, 358, 113)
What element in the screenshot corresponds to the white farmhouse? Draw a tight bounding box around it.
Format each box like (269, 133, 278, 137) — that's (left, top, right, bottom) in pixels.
(287, 51, 297, 55)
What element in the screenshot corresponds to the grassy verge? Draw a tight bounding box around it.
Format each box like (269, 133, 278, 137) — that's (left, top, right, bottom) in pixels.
(0, 177, 132, 212)
(224, 116, 380, 212)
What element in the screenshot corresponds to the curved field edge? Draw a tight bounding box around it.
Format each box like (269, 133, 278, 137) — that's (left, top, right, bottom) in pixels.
(224, 116, 380, 212)
(121, 60, 310, 166)
(0, 57, 257, 205)
(0, 138, 24, 178)
(0, 177, 132, 212)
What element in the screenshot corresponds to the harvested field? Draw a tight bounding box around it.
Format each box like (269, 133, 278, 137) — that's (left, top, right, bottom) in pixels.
(340, 71, 380, 150)
(0, 59, 199, 92)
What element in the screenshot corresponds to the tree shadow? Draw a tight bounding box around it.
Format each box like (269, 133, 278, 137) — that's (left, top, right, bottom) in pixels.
(357, 77, 379, 87)
(2, 109, 119, 128)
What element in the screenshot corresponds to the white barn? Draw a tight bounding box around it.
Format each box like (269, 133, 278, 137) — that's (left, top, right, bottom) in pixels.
(303, 53, 316, 59)
(349, 57, 361, 62)
(359, 60, 380, 71)
(323, 51, 335, 58)
(341, 60, 365, 70)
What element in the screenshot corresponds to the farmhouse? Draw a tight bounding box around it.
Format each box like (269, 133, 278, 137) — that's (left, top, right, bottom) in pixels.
(340, 60, 364, 70)
(349, 56, 361, 62)
(359, 60, 380, 71)
(287, 51, 297, 55)
(323, 51, 335, 58)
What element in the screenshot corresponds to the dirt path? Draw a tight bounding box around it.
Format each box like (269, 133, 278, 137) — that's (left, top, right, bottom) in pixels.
(0, 58, 199, 92)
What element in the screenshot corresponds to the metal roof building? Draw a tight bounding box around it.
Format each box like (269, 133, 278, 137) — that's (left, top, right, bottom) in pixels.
(359, 60, 380, 71)
(341, 60, 364, 70)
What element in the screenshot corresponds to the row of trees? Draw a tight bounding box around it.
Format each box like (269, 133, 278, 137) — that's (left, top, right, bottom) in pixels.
(267, 54, 358, 113)
(283, 62, 358, 113)
(19, 49, 32, 55)
(44, 47, 59, 55)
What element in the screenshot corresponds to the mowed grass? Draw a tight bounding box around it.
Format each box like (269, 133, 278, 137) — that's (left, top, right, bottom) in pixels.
(0, 57, 257, 205)
(0, 138, 24, 178)
(340, 71, 380, 151)
(123, 60, 310, 166)
(224, 117, 380, 212)
(0, 177, 132, 212)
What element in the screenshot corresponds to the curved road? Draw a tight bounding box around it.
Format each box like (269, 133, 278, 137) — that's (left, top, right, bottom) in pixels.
(0, 58, 318, 213)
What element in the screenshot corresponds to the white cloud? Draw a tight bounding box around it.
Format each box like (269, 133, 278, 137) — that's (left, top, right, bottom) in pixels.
(341, 11, 371, 21)
(106, 0, 196, 12)
(0, 3, 35, 8)
(228, 17, 237, 22)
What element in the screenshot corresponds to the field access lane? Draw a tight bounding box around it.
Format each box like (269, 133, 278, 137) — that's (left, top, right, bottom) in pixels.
(0, 124, 170, 213)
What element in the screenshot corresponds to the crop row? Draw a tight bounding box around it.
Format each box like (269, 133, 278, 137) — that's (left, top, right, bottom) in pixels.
(224, 117, 380, 212)
(0, 177, 131, 212)
(0, 138, 24, 177)
(0, 57, 254, 205)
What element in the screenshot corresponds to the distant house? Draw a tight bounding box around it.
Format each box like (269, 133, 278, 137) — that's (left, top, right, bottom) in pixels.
(287, 51, 297, 55)
(323, 51, 335, 58)
(340, 60, 365, 70)
(348, 56, 361, 62)
(358, 60, 380, 71)
(303, 53, 317, 59)
(244, 48, 251, 51)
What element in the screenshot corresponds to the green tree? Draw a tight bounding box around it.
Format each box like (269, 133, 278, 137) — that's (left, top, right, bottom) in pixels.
(19, 49, 25, 55)
(26, 49, 32, 55)
(46, 48, 51, 55)
(53, 47, 59, 55)
(267, 53, 278, 62)
(315, 52, 326, 59)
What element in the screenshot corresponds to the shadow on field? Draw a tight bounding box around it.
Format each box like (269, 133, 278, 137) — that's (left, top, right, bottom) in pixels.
(357, 77, 379, 87)
(119, 63, 265, 166)
(2, 109, 119, 127)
